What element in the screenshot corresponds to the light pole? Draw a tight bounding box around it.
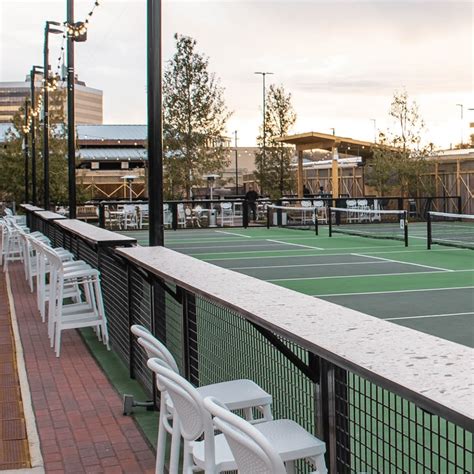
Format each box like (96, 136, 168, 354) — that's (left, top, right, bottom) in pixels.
(66, 0, 87, 219)
(147, 0, 164, 246)
(370, 118, 377, 143)
(30, 65, 44, 206)
(456, 104, 463, 146)
(234, 130, 238, 195)
(254, 71, 273, 196)
(23, 99, 29, 203)
(43, 21, 63, 210)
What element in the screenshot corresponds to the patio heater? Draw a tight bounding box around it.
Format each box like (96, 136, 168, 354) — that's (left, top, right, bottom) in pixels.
(122, 175, 137, 201)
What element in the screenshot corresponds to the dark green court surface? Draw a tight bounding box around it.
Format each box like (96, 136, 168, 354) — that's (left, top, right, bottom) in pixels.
(122, 225, 474, 347)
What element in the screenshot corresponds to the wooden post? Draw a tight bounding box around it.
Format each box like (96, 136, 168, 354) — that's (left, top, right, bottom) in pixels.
(331, 143, 339, 198)
(456, 159, 461, 197)
(297, 149, 304, 198)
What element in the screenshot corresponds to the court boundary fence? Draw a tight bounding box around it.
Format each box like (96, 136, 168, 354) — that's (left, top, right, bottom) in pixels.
(23, 206, 473, 474)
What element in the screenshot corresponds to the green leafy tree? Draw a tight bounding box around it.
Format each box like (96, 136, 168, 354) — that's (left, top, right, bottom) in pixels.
(0, 88, 69, 206)
(366, 90, 431, 196)
(255, 85, 296, 198)
(163, 34, 231, 199)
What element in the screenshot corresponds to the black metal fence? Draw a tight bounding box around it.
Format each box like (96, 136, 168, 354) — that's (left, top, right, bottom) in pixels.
(92, 195, 462, 231)
(26, 209, 473, 474)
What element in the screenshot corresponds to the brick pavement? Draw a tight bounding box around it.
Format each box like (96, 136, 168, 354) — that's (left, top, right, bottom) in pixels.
(6, 263, 156, 474)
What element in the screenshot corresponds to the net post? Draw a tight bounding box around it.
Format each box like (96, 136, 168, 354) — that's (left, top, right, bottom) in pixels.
(314, 208, 318, 235)
(427, 211, 432, 250)
(457, 195, 462, 213)
(266, 205, 270, 229)
(328, 207, 332, 237)
(404, 210, 408, 247)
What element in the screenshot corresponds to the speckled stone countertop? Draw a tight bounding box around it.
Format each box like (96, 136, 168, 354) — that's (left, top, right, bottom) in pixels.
(116, 245, 474, 429)
(34, 210, 66, 221)
(57, 219, 137, 246)
(20, 204, 44, 212)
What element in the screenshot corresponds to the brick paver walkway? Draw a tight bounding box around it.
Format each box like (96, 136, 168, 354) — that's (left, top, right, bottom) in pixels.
(5, 263, 156, 473)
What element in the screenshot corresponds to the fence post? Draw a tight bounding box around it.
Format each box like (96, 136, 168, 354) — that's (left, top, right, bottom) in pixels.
(98, 203, 106, 228)
(457, 196, 462, 214)
(182, 289, 199, 386)
(172, 203, 178, 230)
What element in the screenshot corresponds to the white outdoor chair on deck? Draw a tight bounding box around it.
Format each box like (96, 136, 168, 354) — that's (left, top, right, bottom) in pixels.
(147, 358, 326, 474)
(204, 396, 327, 474)
(131, 325, 273, 474)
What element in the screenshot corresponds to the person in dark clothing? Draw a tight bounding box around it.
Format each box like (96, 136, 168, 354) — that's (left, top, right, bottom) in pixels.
(245, 186, 259, 220)
(303, 184, 311, 197)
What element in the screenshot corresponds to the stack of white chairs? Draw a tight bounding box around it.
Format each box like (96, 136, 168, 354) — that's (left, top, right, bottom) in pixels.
(131, 325, 274, 473)
(6, 222, 110, 357)
(132, 325, 327, 473)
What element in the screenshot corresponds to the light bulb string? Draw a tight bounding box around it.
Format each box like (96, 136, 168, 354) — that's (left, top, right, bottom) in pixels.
(64, 0, 100, 37)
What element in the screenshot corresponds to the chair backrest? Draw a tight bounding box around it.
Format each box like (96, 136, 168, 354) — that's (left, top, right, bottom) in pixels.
(203, 396, 286, 474)
(147, 358, 215, 445)
(313, 200, 325, 208)
(301, 200, 312, 208)
(221, 202, 232, 210)
(346, 199, 357, 208)
(130, 325, 179, 372)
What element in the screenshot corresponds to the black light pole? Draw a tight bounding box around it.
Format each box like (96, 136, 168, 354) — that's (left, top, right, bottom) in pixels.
(30, 65, 43, 205)
(66, 0, 76, 218)
(66, 2, 86, 219)
(254, 71, 273, 196)
(234, 130, 238, 195)
(24, 99, 30, 203)
(147, 0, 164, 246)
(43, 21, 63, 210)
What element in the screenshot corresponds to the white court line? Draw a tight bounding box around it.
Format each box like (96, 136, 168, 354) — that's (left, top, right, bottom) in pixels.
(267, 269, 474, 282)
(351, 253, 452, 272)
(229, 261, 388, 271)
(314, 286, 474, 297)
(171, 243, 287, 251)
(266, 239, 324, 250)
(386, 312, 474, 321)
(201, 246, 464, 261)
(214, 230, 252, 238)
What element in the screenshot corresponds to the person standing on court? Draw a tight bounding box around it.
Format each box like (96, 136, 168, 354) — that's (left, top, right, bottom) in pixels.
(245, 185, 259, 221)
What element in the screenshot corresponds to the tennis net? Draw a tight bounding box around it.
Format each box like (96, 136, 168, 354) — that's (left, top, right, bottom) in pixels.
(329, 207, 408, 246)
(266, 204, 318, 234)
(427, 211, 474, 249)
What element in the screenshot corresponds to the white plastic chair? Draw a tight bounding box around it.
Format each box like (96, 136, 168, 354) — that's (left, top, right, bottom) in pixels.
(44, 244, 109, 357)
(177, 204, 186, 228)
(219, 202, 234, 227)
(203, 396, 286, 473)
(131, 325, 273, 473)
(148, 358, 327, 474)
(163, 204, 172, 229)
(313, 200, 328, 224)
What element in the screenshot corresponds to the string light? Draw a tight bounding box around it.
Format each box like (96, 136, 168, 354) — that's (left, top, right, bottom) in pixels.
(65, 0, 100, 38)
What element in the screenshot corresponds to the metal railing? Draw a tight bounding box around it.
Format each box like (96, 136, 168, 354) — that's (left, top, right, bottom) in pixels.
(92, 196, 462, 231)
(26, 208, 473, 473)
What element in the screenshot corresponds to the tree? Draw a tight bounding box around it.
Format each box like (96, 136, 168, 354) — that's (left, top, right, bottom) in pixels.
(365, 90, 431, 196)
(163, 34, 231, 199)
(254, 84, 296, 198)
(0, 88, 69, 206)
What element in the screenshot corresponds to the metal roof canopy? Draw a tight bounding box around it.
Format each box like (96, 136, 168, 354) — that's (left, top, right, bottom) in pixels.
(277, 132, 376, 198)
(277, 131, 375, 159)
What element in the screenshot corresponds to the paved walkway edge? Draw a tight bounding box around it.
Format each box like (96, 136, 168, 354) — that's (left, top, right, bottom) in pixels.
(6, 271, 45, 474)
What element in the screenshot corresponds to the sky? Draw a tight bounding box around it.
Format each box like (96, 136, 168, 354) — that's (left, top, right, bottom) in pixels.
(0, 0, 472, 148)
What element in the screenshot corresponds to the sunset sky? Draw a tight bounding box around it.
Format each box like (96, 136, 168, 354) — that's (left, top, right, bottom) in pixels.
(1, 0, 472, 148)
